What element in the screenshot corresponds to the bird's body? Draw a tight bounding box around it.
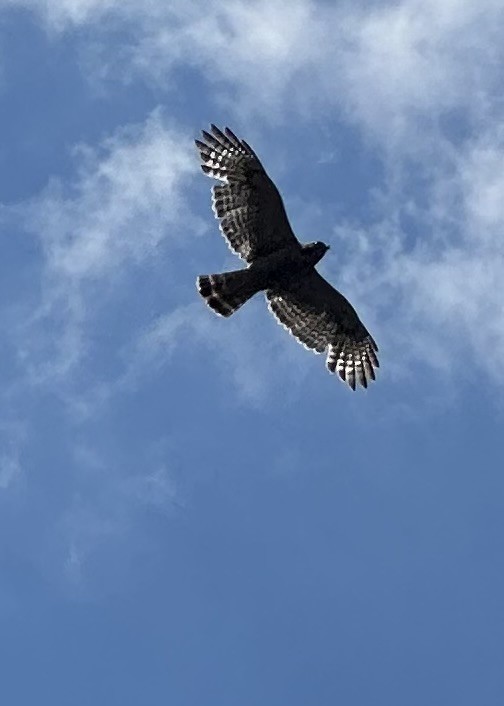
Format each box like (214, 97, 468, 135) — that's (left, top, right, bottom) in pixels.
(248, 242, 329, 291)
(195, 125, 379, 390)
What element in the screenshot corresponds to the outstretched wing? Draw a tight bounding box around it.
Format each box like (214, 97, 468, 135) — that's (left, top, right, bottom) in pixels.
(195, 125, 300, 262)
(266, 271, 379, 390)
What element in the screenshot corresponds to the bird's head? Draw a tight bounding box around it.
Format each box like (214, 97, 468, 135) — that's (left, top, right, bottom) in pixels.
(303, 241, 330, 265)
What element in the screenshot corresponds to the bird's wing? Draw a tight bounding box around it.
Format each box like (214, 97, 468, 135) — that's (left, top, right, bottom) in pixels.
(266, 270, 379, 390)
(195, 125, 300, 263)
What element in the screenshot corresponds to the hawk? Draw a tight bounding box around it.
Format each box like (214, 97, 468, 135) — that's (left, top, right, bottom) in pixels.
(195, 125, 379, 390)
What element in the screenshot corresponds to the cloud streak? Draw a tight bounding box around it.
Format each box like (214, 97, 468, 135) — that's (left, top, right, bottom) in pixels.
(6, 109, 197, 386)
(9, 0, 502, 135)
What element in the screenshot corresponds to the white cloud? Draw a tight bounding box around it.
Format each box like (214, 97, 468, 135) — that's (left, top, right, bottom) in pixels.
(329, 124, 504, 386)
(7, 0, 502, 137)
(7, 109, 198, 385)
(332, 0, 503, 148)
(407, 131, 504, 382)
(27, 109, 195, 281)
(1, 0, 118, 29)
(122, 301, 312, 406)
(124, 465, 180, 512)
(57, 441, 183, 589)
(0, 421, 25, 490)
(0, 453, 20, 489)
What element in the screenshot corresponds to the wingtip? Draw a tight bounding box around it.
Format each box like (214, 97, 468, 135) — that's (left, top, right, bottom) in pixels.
(224, 126, 241, 146)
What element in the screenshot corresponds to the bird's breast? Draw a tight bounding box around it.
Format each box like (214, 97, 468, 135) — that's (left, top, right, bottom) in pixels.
(249, 247, 310, 289)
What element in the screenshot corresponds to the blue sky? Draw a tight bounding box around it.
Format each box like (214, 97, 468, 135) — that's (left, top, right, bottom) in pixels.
(1, 1, 504, 704)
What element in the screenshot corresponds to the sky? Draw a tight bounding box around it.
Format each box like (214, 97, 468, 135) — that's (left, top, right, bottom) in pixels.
(1, 0, 504, 704)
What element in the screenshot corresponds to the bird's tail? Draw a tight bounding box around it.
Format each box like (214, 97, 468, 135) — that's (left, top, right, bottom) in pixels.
(196, 269, 259, 317)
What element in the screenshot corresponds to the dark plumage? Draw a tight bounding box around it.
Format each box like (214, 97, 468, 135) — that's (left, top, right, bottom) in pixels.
(195, 125, 379, 390)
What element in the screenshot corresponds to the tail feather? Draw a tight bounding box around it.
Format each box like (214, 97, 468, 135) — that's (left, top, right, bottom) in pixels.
(197, 270, 258, 317)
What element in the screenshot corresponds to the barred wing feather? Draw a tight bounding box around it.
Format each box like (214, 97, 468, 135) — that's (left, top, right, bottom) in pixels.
(266, 271, 379, 390)
(195, 125, 300, 262)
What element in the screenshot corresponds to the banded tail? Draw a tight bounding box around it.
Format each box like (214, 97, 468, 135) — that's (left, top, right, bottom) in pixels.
(197, 269, 259, 317)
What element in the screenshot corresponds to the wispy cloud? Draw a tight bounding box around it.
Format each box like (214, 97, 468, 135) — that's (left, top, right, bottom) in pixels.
(0, 108, 200, 563)
(57, 438, 183, 591)
(121, 301, 313, 406)
(0, 453, 21, 489)
(10, 0, 503, 134)
(0, 421, 26, 490)
(329, 123, 504, 386)
(6, 108, 197, 386)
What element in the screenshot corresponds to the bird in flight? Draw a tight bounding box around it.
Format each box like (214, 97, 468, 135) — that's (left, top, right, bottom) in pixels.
(195, 125, 379, 390)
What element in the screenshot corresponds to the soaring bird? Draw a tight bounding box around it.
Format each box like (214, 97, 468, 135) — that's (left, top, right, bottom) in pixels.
(195, 125, 379, 390)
